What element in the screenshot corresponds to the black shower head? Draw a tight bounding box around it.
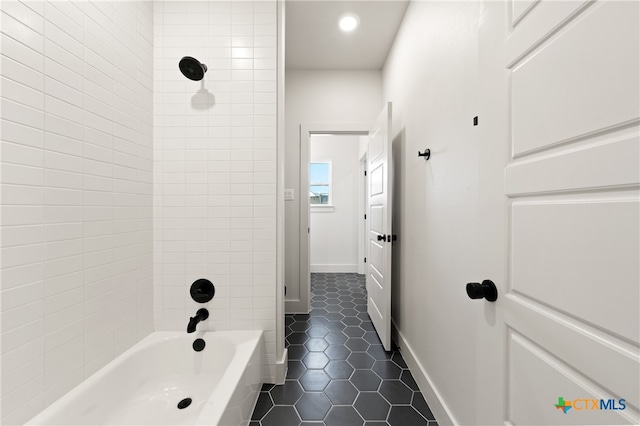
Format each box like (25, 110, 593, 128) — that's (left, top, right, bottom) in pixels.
(179, 56, 208, 81)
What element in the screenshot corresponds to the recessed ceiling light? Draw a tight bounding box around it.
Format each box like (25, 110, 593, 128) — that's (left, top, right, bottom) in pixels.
(339, 13, 359, 32)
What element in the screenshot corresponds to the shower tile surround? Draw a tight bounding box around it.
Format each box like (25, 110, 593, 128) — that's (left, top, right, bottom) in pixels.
(153, 0, 279, 381)
(0, 1, 154, 424)
(1, 0, 277, 423)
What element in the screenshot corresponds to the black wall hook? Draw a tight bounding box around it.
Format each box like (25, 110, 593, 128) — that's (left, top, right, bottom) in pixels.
(418, 148, 431, 160)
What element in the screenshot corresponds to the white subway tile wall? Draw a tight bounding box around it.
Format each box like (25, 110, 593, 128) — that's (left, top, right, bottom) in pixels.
(0, 1, 154, 424)
(153, 1, 278, 381)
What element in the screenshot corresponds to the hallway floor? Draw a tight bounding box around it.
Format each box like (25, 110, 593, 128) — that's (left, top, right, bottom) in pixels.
(250, 273, 437, 426)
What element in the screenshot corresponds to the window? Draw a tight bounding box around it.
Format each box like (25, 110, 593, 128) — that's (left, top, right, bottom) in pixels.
(310, 162, 331, 205)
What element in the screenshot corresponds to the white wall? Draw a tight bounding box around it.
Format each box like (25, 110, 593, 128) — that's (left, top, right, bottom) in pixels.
(382, 1, 479, 424)
(0, 2, 154, 424)
(309, 134, 360, 272)
(153, 0, 279, 382)
(285, 70, 381, 306)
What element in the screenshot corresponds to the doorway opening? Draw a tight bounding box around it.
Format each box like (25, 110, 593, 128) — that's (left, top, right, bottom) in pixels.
(308, 133, 368, 273)
(286, 123, 371, 315)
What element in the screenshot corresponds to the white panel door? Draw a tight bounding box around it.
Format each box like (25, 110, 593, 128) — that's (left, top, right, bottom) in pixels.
(367, 102, 393, 351)
(477, 1, 639, 425)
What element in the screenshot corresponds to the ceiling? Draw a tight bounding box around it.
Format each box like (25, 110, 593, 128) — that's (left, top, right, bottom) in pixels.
(285, 1, 410, 70)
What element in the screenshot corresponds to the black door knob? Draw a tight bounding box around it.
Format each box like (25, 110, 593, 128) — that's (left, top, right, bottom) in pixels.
(466, 280, 498, 302)
(377, 234, 387, 242)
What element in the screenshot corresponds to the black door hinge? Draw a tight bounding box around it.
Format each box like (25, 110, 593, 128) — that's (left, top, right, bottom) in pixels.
(364, 170, 367, 176)
(364, 257, 367, 263)
(284, 286, 287, 296)
(364, 214, 367, 220)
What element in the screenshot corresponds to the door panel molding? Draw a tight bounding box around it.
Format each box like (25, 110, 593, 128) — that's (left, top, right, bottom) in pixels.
(506, 135, 640, 195)
(510, 200, 640, 342)
(507, 0, 591, 67)
(510, 1, 640, 156)
(504, 298, 640, 414)
(511, 0, 540, 27)
(507, 330, 637, 425)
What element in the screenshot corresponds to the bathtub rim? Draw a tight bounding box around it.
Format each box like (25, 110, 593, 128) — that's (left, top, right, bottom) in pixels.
(25, 330, 264, 426)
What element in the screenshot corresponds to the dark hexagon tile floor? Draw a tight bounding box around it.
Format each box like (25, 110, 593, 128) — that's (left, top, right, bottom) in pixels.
(251, 273, 438, 426)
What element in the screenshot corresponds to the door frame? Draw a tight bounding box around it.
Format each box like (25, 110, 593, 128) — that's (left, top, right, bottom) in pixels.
(287, 122, 370, 314)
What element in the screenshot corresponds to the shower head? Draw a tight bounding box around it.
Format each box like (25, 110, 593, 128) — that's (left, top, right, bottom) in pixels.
(179, 56, 208, 81)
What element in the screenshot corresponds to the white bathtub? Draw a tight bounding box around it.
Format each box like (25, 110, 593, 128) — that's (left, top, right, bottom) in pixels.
(26, 331, 264, 426)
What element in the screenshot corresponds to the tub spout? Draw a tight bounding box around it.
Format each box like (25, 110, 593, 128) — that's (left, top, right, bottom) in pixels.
(187, 308, 209, 333)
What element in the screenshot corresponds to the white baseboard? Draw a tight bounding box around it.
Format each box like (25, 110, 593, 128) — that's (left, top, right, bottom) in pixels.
(392, 319, 457, 426)
(274, 348, 288, 384)
(310, 264, 358, 273)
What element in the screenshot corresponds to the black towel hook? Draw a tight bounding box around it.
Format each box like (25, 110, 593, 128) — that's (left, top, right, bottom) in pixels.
(418, 148, 431, 160)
